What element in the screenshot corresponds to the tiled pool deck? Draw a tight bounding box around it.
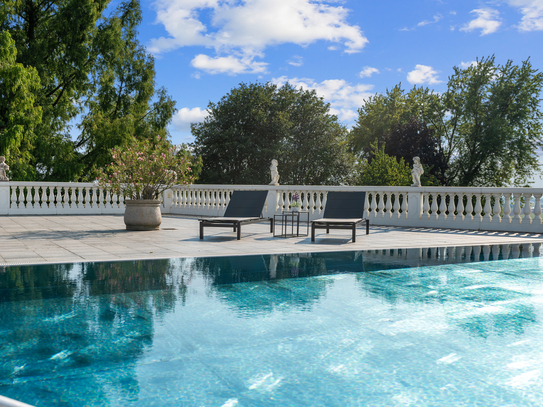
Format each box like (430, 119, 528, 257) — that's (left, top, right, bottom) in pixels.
(1, 215, 542, 266)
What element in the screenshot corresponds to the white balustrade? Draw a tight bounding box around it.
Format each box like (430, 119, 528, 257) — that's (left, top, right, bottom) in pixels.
(1, 182, 543, 234)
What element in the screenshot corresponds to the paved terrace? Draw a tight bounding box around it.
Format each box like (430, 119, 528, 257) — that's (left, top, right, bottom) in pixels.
(1, 215, 543, 266)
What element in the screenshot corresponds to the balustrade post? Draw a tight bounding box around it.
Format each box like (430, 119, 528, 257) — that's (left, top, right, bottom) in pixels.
(407, 191, 423, 220)
(163, 189, 173, 213)
(0, 183, 9, 214)
(473, 194, 483, 222)
(265, 189, 277, 218)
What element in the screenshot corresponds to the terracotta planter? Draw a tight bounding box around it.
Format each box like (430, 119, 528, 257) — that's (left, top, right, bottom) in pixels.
(124, 199, 162, 230)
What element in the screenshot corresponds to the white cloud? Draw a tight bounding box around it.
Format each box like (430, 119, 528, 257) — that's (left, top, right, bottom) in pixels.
(407, 65, 442, 85)
(191, 54, 268, 74)
(288, 55, 303, 67)
(417, 14, 443, 27)
(460, 8, 502, 35)
(272, 76, 374, 122)
(172, 107, 209, 132)
(149, 0, 368, 56)
(506, 0, 543, 31)
(459, 60, 478, 69)
(359, 66, 379, 78)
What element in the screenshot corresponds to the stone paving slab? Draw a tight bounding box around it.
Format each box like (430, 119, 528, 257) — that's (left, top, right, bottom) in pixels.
(0, 214, 542, 266)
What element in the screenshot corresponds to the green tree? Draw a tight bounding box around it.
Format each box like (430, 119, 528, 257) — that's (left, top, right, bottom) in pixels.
(439, 56, 543, 186)
(3, 0, 176, 181)
(383, 118, 447, 185)
(192, 82, 353, 185)
(349, 84, 440, 159)
(351, 56, 543, 187)
(0, 31, 42, 179)
(356, 144, 412, 186)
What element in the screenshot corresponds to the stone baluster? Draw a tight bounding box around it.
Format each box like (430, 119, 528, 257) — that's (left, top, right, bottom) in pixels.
(456, 194, 465, 220)
(502, 193, 512, 222)
(422, 193, 430, 219)
(316, 192, 324, 215)
(321, 192, 328, 215)
(385, 193, 393, 218)
(473, 194, 483, 221)
(522, 192, 532, 223)
(307, 191, 314, 213)
(112, 191, 119, 209)
(483, 193, 492, 222)
(16, 186, 24, 208)
(464, 193, 473, 221)
(492, 193, 502, 223)
(70, 187, 76, 208)
(447, 193, 456, 220)
(533, 193, 542, 225)
(438, 193, 447, 221)
(399, 193, 407, 219)
(376, 193, 385, 218)
(393, 192, 400, 218)
(284, 191, 291, 210)
(430, 194, 438, 220)
(512, 193, 522, 223)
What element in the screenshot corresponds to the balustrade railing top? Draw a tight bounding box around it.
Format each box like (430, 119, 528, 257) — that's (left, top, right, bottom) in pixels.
(1, 182, 542, 234)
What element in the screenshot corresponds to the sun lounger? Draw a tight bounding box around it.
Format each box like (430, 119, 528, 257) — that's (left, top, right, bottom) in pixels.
(199, 190, 273, 240)
(311, 191, 369, 242)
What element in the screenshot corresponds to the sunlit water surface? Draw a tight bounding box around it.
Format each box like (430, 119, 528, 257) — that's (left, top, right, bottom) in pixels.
(1, 244, 543, 406)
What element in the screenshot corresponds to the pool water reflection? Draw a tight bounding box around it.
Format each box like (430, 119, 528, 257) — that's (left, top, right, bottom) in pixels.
(1, 244, 543, 406)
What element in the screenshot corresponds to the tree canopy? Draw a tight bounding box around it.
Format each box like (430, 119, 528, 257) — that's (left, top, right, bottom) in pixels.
(1, 0, 176, 181)
(350, 56, 543, 187)
(191, 82, 353, 185)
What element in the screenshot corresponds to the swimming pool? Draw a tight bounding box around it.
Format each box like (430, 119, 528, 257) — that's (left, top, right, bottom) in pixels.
(1, 244, 543, 406)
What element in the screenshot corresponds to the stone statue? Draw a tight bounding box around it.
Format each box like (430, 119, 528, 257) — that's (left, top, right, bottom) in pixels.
(411, 156, 423, 187)
(269, 159, 280, 185)
(0, 157, 9, 182)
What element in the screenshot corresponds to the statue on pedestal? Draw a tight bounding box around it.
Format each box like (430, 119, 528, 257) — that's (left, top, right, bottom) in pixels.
(0, 157, 9, 181)
(269, 159, 280, 185)
(411, 156, 423, 187)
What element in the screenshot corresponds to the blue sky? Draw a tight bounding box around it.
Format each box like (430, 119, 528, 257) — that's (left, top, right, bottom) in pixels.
(129, 0, 543, 147)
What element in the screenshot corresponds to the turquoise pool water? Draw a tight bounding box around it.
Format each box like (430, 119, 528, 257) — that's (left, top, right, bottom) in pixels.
(1, 244, 543, 406)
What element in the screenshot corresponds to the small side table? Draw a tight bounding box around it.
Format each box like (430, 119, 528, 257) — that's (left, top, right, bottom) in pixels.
(274, 211, 309, 237)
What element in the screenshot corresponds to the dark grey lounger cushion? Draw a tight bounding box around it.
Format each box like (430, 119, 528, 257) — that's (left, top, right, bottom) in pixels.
(323, 191, 366, 219)
(223, 190, 268, 218)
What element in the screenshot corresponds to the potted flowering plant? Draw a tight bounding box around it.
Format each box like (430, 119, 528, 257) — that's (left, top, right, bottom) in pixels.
(290, 192, 302, 212)
(96, 137, 201, 230)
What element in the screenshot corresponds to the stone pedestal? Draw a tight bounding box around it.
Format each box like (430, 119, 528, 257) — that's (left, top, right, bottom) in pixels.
(407, 190, 423, 220)
(0, 183, 10, 215)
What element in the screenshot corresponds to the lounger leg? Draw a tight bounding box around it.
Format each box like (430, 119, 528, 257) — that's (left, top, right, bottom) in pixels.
(237, 222, 241, 240)
(352, 225, 356, 243)
(366, 219, 369, 234)
(311, 224, 316, 242)
(199, 222, 204, 240)
(326, 226, 330, 234)
(270, 217, 274, 233)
